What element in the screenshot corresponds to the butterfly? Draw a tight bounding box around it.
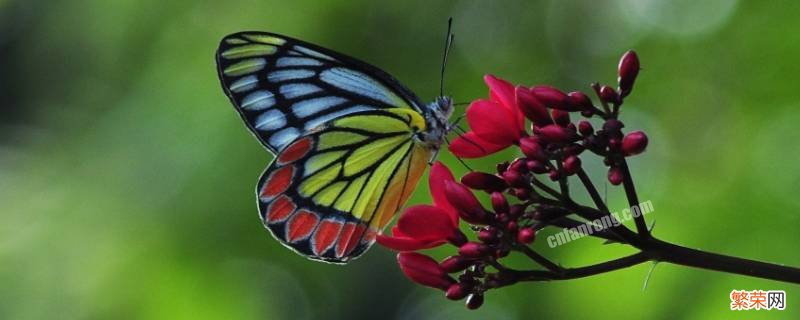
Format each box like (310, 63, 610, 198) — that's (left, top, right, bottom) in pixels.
(215, 31, 454, 263)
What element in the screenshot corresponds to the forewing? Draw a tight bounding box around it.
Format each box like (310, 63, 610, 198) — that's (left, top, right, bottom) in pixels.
(256, 109, 431, 263)
(216, 31, 426, 152)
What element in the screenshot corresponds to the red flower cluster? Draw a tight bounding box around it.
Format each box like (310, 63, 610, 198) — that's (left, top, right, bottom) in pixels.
(380, 50, 649, 310)
(450, 51, 648, 185)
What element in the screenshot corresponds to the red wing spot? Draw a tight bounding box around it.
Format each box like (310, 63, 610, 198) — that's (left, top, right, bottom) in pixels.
(260, 165, 294, 198)
(278, 137, 313, 165)
(335, 223, 356, 258)
(342, 224, 367, 258)
(312, 220, 343, 255)
(266, 195, 296, 223)
(287, 210, 319, 242)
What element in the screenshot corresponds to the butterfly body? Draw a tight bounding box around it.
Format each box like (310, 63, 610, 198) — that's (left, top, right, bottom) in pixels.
(216, 31, 452, 263)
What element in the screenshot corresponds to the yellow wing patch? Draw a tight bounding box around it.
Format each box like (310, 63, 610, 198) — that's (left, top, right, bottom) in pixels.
(295, 108, 432, 228)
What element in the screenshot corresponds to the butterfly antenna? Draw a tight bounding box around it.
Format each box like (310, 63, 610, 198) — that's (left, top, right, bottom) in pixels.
(439, 17, 455, 97)
(450, 113, 466, 127)
(444, 136, 474, 172)
(452, 125, 488, 154)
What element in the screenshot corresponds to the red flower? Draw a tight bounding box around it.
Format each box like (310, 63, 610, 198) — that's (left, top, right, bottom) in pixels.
(376, 162, 463, 251)
(397, 252, 456, 290)
(444, 181, 489, 224)
(376, 205, 459, 251)
(449, 75, 526, 158)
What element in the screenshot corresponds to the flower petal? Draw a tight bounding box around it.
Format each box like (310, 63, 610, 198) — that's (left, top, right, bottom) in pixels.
(486, 75, 525, 131)
(448, 132, 507, 158)
(397, 252, 455, 290)
(429, 162, 458, 226)
(516, 86, 552, 127)
(376, 234, 444, 251)
(396, 205, 455, 240)
(484, 74, 515, 109)
(467, 99, 520, 146)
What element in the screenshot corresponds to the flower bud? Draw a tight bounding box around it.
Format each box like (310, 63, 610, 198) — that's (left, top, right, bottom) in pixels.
(509, 158, 529, 175)
(440, 255, 471, 273)
(447, 229, 468, 246)
(502, 170, 525, 188)
(446, 283, 470, 300)
(536, 124, 575, 144)
(478, 228, 498, 244)
(516, 86, 552, 126)
(618, 50, 640, 97)
(466, 293, 485, 309)
(551, 109, 571, 126)
(444, 181, 488, 224)
(567, 91, 593, 111)
(603, 119, 625, 133)
(562, 155, 581, 175)
(608, 166, 623, 185)
(490, 192, 509, 213)
(599, 85, 618, 104)
(526, 160, 548, 174)
(461, 172, 507, 192)
(458, 242, 491, 258)
(578, 120, 594, 136)
(513, 188, 530, 200)
(532, 85, 569, 110)
(563, 143, 585, 156)
(398, 252, 456, 290)
(519, 136, 546, 160)
(517, 227, 536, 244)
(506, 221, 518, 232)
(622, 131, 648, 156)
(548, 169, 560, 181)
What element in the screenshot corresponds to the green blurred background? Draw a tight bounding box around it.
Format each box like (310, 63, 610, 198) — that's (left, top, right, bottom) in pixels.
(1, 0, 799, 319)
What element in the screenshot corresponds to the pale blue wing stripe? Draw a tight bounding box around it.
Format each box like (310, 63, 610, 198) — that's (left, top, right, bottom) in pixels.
(229, 75, 259, 93)
(267, 69, 316, 82)
(320, 67, 403, 107)
(280, 83, 323, 99)
(293, 45, 336, 61)
(254, 109, 286, 131)
(241, 90, 276, 110)
(291, 96, 349, 118)
(276, 57, 323, 67)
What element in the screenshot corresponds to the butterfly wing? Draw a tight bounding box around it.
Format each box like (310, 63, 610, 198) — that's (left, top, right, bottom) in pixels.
(216, 31, 426, 152)
(258, 108, 431, 263)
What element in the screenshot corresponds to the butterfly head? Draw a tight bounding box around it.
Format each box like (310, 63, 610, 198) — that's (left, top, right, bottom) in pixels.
(416, 96, 454, 149)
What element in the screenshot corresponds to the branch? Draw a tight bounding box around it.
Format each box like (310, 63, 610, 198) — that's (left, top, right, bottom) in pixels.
(497, 252, 651, 286)
(513, 245, 564, 273)
(643, 238, 800, 284)
(576, 168, 608, 212)
(618, 157, 650, 238)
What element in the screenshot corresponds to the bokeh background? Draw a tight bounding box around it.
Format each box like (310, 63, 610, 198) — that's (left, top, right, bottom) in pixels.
(2, 0, 799, 319)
